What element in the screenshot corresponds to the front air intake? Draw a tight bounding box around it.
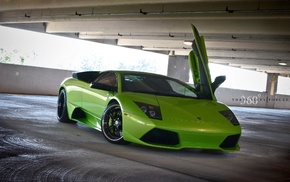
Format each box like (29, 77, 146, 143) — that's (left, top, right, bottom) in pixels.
(219, 134, 240, 149)
(140, 128, 179, 146)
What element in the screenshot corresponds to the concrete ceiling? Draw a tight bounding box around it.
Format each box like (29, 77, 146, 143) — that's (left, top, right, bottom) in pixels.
(1, 0, 290, 76)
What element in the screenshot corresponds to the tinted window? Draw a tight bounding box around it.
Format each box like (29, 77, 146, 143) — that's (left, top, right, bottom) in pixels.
(93, 72, 117, 91)
(122, 73, 197, 98)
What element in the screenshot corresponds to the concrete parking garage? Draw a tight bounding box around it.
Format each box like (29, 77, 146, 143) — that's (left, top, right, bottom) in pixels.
(1, 0, 290, 181)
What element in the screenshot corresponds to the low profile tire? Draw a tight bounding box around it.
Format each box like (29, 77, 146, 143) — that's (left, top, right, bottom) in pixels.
(57, 89, 75, 123)
(101, 103, 128, 145)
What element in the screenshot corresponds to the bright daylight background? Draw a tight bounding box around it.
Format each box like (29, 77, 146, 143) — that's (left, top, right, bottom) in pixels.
(0, 26, 289, 95)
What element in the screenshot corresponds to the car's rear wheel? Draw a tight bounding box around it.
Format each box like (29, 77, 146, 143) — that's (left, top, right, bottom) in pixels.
(101, 103, 128, 144)
(57, 89, 74, 123)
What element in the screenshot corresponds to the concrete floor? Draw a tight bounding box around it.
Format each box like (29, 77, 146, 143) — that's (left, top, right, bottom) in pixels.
(0, 94, 289, 181)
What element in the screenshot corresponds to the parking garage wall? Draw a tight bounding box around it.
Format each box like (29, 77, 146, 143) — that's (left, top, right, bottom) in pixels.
(215, 87, 290, 109)
(1, 63, 289, 109)
(0, 63, 72, 95)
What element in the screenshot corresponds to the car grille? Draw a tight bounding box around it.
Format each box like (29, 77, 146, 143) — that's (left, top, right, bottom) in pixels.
(140, 128, 179, 146)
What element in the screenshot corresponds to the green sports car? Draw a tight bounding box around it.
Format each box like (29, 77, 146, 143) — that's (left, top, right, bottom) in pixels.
(57, 70, 241, 151)
(57, 25, 241, 151)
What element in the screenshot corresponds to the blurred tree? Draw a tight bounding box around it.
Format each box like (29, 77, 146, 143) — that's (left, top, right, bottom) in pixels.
(0, 48, 12, 63)
(0, 48, 34, 64)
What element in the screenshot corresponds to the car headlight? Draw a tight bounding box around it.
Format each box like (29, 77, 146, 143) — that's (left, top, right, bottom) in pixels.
(219, 110, 240, 126)
(135, 102, 162, 120)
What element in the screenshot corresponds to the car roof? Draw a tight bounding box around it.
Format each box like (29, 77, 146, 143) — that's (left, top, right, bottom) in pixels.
(101, 70, 168, 78)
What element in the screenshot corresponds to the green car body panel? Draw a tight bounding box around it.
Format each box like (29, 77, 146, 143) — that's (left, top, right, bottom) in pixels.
(57, 25, 241, 151)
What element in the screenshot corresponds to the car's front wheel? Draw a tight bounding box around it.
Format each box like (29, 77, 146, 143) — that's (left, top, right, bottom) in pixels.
(101, 103, 128, 144)
(57, 89, 75, 123)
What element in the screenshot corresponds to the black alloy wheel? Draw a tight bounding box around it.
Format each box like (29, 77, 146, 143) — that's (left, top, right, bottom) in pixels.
(101, 103, 128, 144)
(57, 89, 74, 123)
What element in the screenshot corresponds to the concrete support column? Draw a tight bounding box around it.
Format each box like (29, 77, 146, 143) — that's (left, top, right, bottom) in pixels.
(167, 55, 189, 82)
(266, 73, 279, 108)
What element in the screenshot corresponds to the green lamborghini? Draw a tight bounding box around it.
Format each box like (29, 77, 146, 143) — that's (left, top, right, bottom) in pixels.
(57, 25, 241, 151)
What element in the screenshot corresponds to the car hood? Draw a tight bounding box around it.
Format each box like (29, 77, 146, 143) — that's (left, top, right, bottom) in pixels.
(155, 95, 233, 131)
(119, 92, 234, 131)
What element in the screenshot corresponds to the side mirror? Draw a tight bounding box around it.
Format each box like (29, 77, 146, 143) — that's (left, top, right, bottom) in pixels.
(90, 83, 117, 92)
(212, 75, 226, 93)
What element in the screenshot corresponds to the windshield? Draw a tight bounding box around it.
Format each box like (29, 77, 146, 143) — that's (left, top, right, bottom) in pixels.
(121, 73, 197, 98)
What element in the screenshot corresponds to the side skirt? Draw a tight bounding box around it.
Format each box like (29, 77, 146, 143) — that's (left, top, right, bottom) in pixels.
(71, 108, 102, 131)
